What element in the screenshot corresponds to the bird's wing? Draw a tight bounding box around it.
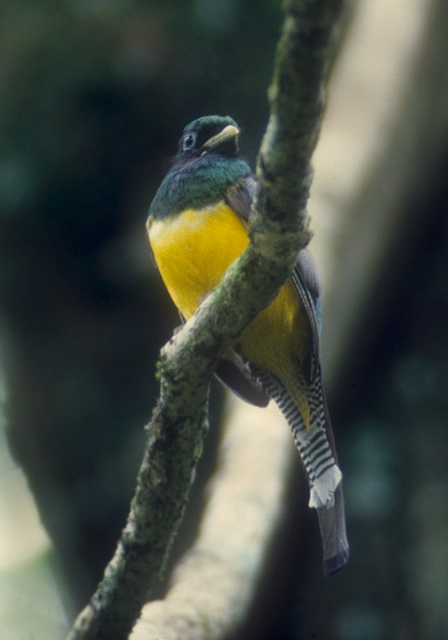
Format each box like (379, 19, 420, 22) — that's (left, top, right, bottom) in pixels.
(215, 354, 270, 407)
(290, 238, 349, 574)
(225, 174, 255, 224)
(226, 175, 349, 575)
(227, 174, 321, 368)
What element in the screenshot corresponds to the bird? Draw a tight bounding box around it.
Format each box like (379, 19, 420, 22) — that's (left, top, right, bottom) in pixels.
(147, 115, 349, 575)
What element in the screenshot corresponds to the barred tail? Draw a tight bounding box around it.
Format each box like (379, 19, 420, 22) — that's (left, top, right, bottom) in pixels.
(256, 368, 341, 509)
(255, 365, 349, 575)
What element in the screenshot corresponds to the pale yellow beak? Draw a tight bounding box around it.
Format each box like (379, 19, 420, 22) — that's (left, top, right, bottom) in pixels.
(202, 124, 240, 151)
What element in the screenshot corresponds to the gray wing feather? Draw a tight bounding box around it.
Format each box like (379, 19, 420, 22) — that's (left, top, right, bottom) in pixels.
(222, 176, 349, 574)
(292, 248, 349, 574)
(215, 356, 269, 407)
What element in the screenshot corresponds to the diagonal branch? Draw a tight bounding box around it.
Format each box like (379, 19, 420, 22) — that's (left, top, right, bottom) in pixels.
(66, 1, 345, 639)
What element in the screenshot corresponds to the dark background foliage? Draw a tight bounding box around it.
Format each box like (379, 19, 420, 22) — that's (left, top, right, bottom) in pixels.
(1, 1, 448, 639)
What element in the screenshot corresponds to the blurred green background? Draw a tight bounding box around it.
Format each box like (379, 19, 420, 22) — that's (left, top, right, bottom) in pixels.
(1, 1, 448, 639)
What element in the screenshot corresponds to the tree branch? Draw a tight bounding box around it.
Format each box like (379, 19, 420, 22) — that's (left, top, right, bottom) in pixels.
(130, 398, 296, 640)
(67, 1, 345, 639)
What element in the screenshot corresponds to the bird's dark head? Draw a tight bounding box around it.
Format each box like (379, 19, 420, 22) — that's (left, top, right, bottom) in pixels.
(176, 115, 240, 161)
(149, 115, 250, 218)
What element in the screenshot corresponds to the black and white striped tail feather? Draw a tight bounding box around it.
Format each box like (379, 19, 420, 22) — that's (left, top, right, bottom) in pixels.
(253, 364, 349, 575)
(256, 368, 341, 508)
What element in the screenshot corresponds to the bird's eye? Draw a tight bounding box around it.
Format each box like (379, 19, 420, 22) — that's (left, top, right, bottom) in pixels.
(182, 132, 197, 151)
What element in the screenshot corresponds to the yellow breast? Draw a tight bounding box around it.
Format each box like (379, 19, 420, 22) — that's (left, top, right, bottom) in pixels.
(148, 202, 249, 319)
(148, 201, 311, 425)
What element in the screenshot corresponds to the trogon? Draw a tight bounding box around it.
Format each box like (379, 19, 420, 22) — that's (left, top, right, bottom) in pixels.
(147, 115, 349, 575)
